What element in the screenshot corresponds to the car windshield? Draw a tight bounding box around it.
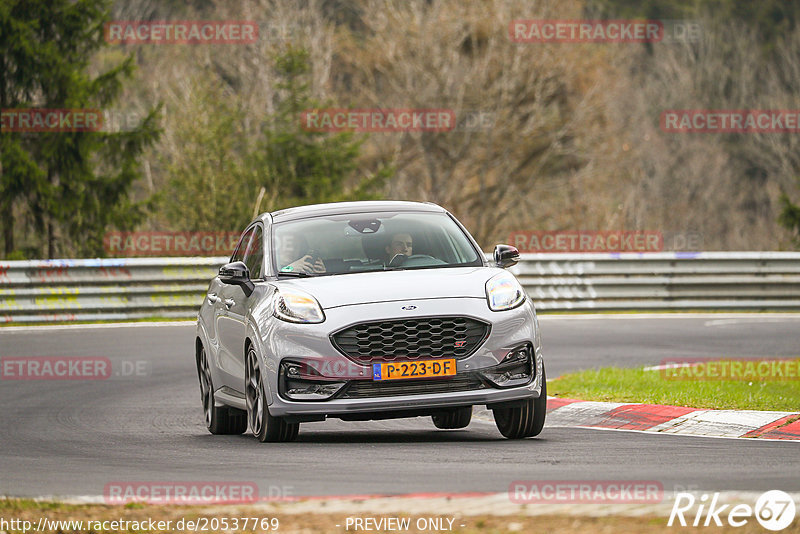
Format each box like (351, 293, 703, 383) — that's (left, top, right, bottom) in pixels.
(272, 211, 482, 276)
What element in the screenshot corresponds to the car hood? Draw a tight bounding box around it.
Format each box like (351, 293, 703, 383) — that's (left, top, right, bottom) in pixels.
(274, 267, 501, 309)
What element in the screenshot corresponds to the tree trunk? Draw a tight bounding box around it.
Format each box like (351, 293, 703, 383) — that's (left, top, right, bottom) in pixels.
(0, 58, 12, 257)
(47, 219, 55, 259)
(1, 202, 13, 257)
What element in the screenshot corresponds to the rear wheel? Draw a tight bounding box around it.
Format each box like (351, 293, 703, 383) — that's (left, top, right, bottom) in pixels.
(432, 406, 472, 429)
(245, 346, 299, 442)
(493, 369, 547, 439)
(198, 346, 246, 435)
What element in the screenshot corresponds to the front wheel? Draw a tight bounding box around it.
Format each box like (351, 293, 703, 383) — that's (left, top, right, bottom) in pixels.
(198, 346, 246, 435)
(493, 369, 547, 439)
(245, 346, 299, 442)
(432, 406, 472, 429)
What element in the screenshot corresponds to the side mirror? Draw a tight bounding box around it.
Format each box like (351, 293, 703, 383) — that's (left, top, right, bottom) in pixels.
(219, 261, 254, 297)
(493, 244, 520, 269)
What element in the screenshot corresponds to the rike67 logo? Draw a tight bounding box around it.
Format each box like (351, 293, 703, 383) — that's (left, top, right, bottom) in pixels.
(669, 490, 796, 530)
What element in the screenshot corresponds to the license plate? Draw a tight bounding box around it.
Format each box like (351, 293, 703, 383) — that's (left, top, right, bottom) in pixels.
(372, 359, 456, 381)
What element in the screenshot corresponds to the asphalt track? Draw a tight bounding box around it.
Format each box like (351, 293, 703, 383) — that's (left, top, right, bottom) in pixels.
(0, 314, 798, 499)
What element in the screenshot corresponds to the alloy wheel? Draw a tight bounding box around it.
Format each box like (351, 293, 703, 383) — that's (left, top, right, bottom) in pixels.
(245, 347, 264, 436)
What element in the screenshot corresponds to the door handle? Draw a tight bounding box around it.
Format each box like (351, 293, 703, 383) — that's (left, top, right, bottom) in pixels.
(207, 293, 219, 304)
(224, 298, 235, 309)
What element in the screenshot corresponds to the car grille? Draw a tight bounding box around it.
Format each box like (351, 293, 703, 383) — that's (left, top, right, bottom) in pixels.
(331, 316, 490, 364)
(338, 374, 486, 399)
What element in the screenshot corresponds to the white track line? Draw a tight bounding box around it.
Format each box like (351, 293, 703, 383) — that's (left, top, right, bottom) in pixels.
(548, 424, 800, 444)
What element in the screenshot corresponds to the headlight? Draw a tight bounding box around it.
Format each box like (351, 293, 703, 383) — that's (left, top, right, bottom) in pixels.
(485, 271, 526, 311)
(273, 288, 325, 323)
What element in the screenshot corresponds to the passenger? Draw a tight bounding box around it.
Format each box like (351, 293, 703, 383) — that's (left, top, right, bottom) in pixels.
(279, 235, 326, 273)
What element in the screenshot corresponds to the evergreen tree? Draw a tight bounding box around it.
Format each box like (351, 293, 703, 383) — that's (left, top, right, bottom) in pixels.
(253, 46, 392, 211)
(779, 189, 800, 248)
(1, 0, 160, 258)
(160, 46, 391, 231)
(0, 0, 48, 257)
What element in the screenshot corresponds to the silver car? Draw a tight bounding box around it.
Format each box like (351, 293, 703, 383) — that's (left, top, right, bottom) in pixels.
(195, 201, 546, 442)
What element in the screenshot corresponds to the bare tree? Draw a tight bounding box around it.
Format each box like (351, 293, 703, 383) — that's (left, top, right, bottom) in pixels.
(331, 0, 613, 245)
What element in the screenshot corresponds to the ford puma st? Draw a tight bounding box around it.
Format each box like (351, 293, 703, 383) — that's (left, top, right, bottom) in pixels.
(194, 201, 546, 442)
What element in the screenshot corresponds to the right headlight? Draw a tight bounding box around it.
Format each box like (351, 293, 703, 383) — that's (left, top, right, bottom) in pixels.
(485, 271, 526, 311)
(273, 288, 325, 323)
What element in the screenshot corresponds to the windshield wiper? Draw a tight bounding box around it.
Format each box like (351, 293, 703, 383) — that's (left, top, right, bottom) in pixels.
(276, 271, 314, 277)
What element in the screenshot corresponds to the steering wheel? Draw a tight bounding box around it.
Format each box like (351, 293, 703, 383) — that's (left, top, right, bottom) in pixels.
(388, 254, 407, 268)
(389, 254, 438, 268)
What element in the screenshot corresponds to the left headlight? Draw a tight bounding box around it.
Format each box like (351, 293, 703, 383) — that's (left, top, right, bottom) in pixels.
(485, 271, 526, 311)
(273, 288, 325, 323)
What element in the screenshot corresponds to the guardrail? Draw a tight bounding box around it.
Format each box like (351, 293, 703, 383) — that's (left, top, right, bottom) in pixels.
(0, 257, 227, 323)
(515, 252, 800, 310)
(1, 252, 799, 323)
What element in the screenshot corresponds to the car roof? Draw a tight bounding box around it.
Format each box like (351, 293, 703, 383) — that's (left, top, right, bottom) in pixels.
(265, 201, 446, 223)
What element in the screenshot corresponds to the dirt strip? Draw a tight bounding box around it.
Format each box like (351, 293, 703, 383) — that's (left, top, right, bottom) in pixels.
(4, 492, 798, 533)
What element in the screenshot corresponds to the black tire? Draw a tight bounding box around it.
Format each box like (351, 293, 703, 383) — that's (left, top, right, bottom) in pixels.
(245, 346, 299, 442)
(432, 406, 472, 429)
(493, 369, 547, 439)
(198, 346, 246, 435)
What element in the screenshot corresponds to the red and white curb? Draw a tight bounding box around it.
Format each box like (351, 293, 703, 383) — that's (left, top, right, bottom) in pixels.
(546, 398, 800, 440)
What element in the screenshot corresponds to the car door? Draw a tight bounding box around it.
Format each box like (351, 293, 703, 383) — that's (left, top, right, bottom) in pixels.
(201, 276, 225, 363)
(217, 224, 264, 391)
(215, 226, 254, 390)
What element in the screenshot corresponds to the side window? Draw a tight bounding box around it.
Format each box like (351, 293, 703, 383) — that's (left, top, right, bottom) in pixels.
(243, 226, 264, 279)
(231, 227, 254, 263)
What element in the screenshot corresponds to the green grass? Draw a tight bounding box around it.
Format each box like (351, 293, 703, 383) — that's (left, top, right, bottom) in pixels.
(0, 498, 75, 512)
(549, 364, 800, 411)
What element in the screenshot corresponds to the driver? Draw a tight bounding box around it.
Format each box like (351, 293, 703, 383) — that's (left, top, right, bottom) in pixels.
(385, 232, 413, 263)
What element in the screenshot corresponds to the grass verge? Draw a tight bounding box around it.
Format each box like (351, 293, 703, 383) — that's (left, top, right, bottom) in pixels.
(549, 363, 800, 411)
(3, 499, 796, 534)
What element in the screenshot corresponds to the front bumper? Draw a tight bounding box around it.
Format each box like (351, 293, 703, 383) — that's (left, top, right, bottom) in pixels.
(257, 296, 544, 418)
